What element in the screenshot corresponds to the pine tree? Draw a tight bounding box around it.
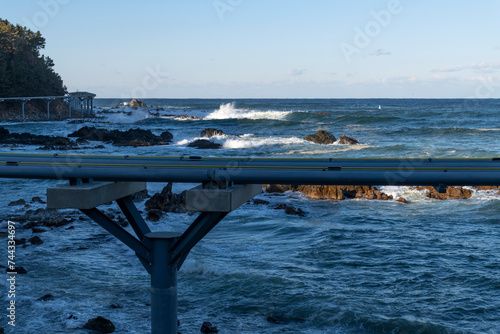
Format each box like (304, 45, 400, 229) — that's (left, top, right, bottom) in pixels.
(0, 19, 66, 98)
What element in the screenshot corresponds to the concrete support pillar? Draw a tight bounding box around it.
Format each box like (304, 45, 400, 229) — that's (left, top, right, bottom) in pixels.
(68, 98, 72, 118)
(146, 232, 181, 334)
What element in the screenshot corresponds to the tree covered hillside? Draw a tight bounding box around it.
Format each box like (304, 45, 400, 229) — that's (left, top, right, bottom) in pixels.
(0, 19, 66, 98)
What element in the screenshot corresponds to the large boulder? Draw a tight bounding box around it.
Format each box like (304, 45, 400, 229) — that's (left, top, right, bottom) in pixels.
(201, 128, 226, 138)
(187, 139, 222, 149)
(304, 130, 336, 145)
(337, 134, 359, 145)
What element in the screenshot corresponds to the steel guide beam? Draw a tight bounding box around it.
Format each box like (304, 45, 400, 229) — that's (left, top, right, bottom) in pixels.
(1, 153, 500, 187)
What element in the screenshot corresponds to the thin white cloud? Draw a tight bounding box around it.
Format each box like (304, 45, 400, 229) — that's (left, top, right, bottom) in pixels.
(377, 76, 418, 84)
(288, 68, 305, 76)
(369, 49, 391, 56)
(432, 62, 500, 74)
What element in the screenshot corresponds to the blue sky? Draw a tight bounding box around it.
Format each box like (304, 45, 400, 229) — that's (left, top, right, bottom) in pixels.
(1, 0, 500, 98)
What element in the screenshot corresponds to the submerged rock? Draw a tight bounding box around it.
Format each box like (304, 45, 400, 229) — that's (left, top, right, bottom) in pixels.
(83, 316, 115, 333)
(37, 294, 54, 301)
(8, 199, 26, 206)
(28, 236, 44, 245)
(31, 196, 46, 204)
(200, 322, 219, 333)
(337, 134, 359, 145)
(274, 203, 306, 216)
(304, 130, 336, 145)
(201, 128, 226, 138)
(187, 139, 222, 149)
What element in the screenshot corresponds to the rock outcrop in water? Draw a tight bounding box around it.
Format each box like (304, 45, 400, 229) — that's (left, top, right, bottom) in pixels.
(337, 134, 359, 145)
(68, 126, 173, 146)
(304, 130, 359, 145)
(187, 139, 222, 149)
(145, 183, 186, 213)
(274, 203, 306, 216)
(304, 130, 336, 144)
(264, 184, 394, 200)
(413, 186, 473, 200)
(18, 208, 73, 228)
(0, 127, 76, 148)
(128, 99, 146, 108)
(201, 128, 226, 138)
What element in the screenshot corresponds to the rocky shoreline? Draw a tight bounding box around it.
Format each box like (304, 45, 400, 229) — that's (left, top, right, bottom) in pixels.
(0, 126, 174, 150)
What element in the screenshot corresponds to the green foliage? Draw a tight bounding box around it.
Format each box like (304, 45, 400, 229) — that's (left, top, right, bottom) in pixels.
(0, 18, 66, 98)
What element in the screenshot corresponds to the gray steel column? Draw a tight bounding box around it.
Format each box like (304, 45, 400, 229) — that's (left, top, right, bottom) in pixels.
(20, 100, 27, 120)
(146, 232, 181, 334)
(46, 99, 52, 119)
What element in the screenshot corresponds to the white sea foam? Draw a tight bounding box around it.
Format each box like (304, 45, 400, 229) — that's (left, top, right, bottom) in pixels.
(286, 145, 374, 155)
(223, 134, 304, 149)
(378, 186, 430, 203)
(99, 108, 151, 123)
(174, 134, 304, 149)
(175, 138, 193, 145)
(204, 102, 292, 120)
(180, 257, 233, 276)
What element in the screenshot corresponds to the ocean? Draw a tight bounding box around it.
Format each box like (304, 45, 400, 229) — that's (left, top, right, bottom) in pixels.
(1, 98, 500, 333)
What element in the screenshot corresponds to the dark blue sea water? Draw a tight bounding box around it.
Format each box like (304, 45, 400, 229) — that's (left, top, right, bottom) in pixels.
(1, 99, 500, 333)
